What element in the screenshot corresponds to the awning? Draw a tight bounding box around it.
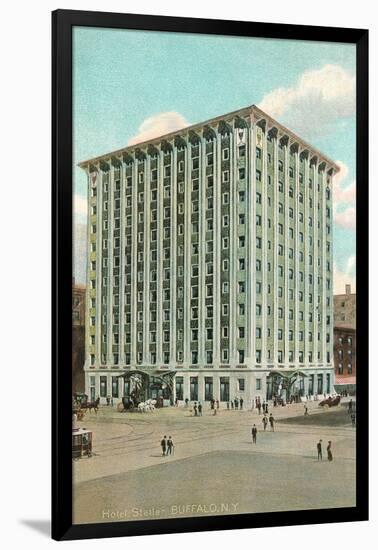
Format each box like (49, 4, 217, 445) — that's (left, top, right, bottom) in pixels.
(117, 368, 177, 379)
(268, 370, 308, 378)
(335, 375, 356, 385)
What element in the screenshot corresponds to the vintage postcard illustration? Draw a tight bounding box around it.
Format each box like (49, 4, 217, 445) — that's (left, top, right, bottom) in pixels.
(71, 27, 357, 525)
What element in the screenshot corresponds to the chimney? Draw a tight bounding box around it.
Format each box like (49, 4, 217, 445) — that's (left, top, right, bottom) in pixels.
(345, 284, 351, 295)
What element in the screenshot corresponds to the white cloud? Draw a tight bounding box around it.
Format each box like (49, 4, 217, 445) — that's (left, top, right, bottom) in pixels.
(333, 256, 356, 294)
(334, 207, 356, 230)
(332, 160, 356, 230)
(128, 112, 190, 146)
(74, 194, 87, 219)
(333, 161, 356, 207)
(258, 64, 355, 137)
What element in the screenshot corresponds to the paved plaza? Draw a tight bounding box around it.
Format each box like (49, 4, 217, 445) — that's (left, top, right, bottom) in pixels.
(73, 399, 356, 524)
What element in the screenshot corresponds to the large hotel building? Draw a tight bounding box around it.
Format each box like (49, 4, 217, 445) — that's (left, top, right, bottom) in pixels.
(79, 105, 339, 405)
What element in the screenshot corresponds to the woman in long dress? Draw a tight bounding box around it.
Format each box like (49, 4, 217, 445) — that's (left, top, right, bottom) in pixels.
(327, 441, 333, 461)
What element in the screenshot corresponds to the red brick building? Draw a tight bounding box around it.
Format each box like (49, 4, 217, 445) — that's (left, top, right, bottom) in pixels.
(333, 285, 356, 394)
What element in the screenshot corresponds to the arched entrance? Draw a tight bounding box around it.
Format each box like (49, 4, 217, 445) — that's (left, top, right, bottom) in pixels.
(267, 370, 308, 401)
(118, 368, 176, 408)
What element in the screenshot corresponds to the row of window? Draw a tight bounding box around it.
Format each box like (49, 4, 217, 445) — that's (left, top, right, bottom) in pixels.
(90, 348, 331, 367)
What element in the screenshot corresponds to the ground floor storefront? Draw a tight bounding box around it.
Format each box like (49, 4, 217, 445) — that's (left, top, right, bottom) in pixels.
(84, 366, 335, 406)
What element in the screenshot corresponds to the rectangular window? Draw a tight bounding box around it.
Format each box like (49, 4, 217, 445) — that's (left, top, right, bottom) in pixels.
(100, 376, 107, 398)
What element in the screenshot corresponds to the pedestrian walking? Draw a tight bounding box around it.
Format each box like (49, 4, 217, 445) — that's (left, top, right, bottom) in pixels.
(351, 412, 356, 427)
(251, 424, 257, 444)
(240, 397, 244, 410)
(161, 435, 167, 456)
(198, 402, 202, 416)
(348, 399, 353, 413)
(167, 436, 174, 456)
(234, 398, 238, 410)
(231, 401, 234, 409)
(317, 439, 322, 461)
(262, 415, 268, 431)
(304, 405, 308, 416)
(327, 441, 333, 461)
(257, 402, 261, 415)
(269, 413, 275, 431)
(193, 403, 198, 417)
(216, 399, 219, 409)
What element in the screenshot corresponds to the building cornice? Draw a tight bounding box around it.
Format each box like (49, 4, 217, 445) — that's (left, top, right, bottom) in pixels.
(78, 104, 340, 174)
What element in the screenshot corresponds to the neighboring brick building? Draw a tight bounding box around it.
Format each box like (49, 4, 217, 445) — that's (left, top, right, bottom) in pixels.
(73, 279, 86, 393)
(333, 285, 356, 394)
(334, 284, 356, 328)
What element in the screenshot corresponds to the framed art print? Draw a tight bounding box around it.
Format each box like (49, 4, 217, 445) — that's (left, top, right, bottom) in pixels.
(52, 9, 368, 541)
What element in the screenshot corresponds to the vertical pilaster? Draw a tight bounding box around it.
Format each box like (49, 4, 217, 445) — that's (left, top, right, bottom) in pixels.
(156, 150, 164, 365)
(171, 146, 178, 366)
(321, 170, 327, 365)
(284, 142, 289, 365)
(143, 154, 150, 364)
(248, 121, 256, 365)
(213, 133, 221, 366)
(95, 168, 103, 364)
(304, 155, 310, 365)
(273, 137, 279, 366)
(131, 159, 138, 366)
(230, 129, 237, 366)
(119, 162, 126, 365)
(313, 162, 319, 365)
(184, 144, 191, 366)
(106, 164, 114, 365)
(261, 127, 268, 365)
(294, 148, 300, 364)
(198, 137, 206, 366)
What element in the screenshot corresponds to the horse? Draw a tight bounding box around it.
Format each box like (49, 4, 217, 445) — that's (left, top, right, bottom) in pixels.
(82, 397, 100, 413)
(137, 399, 157, 413)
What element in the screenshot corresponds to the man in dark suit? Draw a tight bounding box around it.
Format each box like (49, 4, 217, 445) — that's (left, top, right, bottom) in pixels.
(161, 435, 167, 456)
(251, 424, 257, 444)
(317, 439, 323, 460)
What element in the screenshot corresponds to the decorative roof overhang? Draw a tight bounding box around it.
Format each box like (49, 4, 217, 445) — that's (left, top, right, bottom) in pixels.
(279, 134, 289, 147)
(161, 139, 173, 153)
(147, 143, 159, 157)
(203, 125, 216, 141)
(111, 155, 122, 168)
(267, 126, 278, 139)
(135, 148, 146, 161)
(174, 135, 187, 149)
(99, 159, 110, 172)
(218, 120, 232, 136)
(122, 151, 134, 164)
(234, 115, 249, 129)
(188, 130, 200, 145)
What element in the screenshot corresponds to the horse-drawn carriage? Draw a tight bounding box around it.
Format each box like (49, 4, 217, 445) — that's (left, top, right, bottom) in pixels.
(72, 427, 93, 459)
(72, 393, 100, 421)
(319, 395, 341, 408)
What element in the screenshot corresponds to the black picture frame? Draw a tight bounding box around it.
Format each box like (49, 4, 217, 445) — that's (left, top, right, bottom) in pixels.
(52, 9, 369, 541)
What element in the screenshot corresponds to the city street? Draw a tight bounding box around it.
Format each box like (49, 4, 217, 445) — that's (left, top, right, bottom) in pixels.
(73, 399, 356, 524)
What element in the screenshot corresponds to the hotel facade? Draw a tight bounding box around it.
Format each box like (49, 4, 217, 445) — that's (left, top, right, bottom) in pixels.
(79, 105, 338, 405)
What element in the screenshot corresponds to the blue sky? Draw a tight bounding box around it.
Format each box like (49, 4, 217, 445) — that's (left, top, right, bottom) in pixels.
(73, 27, 356, 292)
